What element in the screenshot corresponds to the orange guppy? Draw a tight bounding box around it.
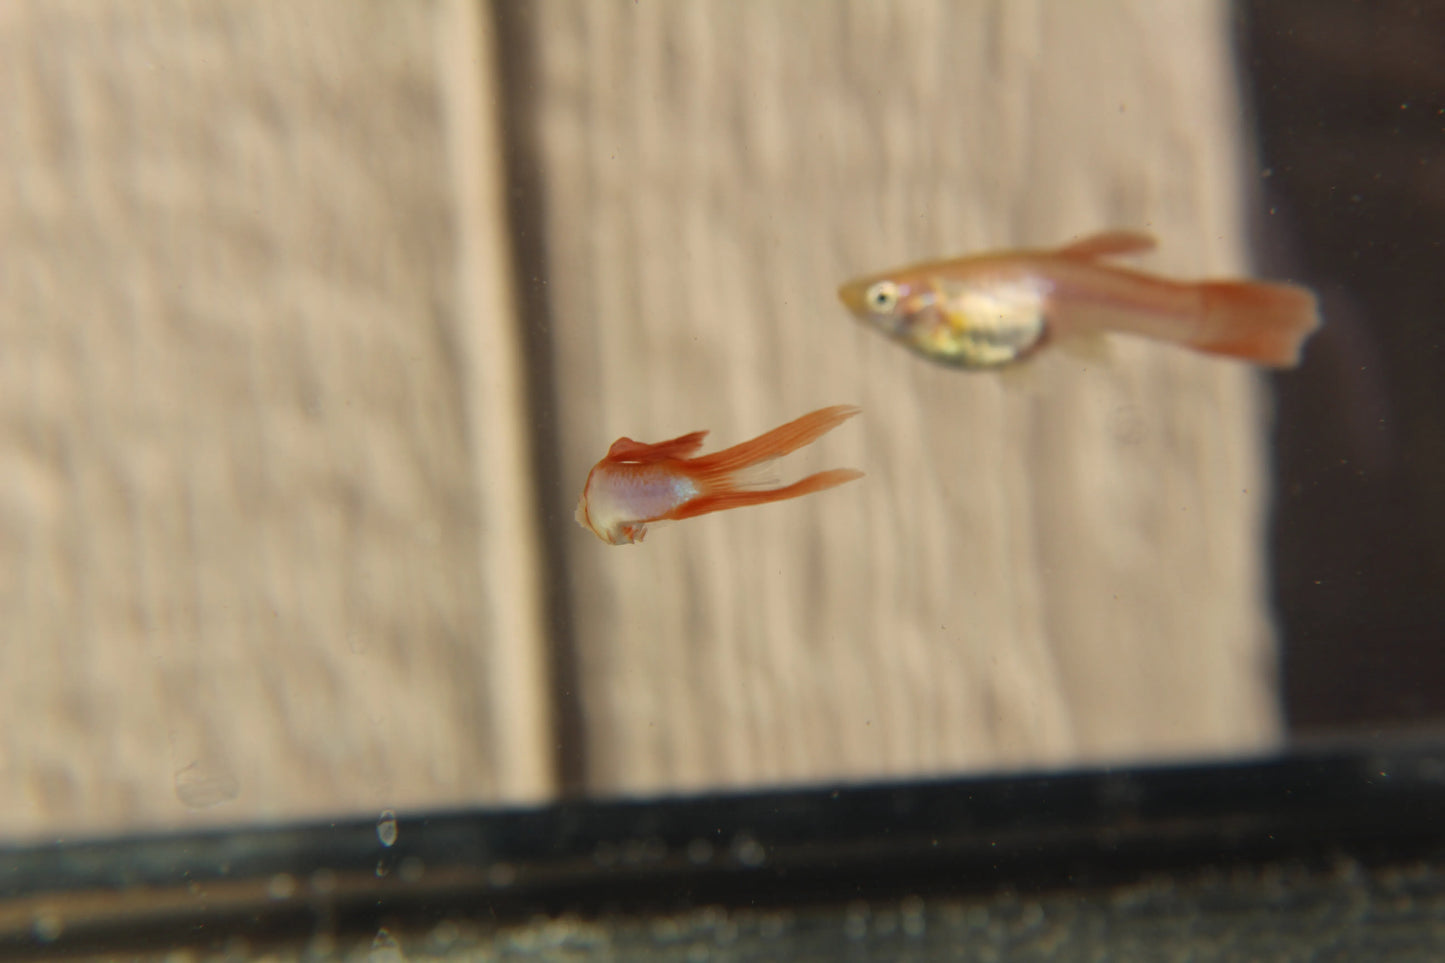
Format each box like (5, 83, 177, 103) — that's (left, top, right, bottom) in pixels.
(837, 230, 1321, 369)
(575, 405, 863, 545)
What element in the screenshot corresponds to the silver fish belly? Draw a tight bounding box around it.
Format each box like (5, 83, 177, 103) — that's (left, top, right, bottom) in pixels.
(915, 279, 1048, 368)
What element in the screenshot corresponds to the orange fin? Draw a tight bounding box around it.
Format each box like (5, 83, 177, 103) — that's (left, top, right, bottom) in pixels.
(686, 405, 861, 477)
(1191, 281, 1322, 368)
(605, 430, 708, 464)
(668, 469, 864, 521)
(1056, 230, 1158, 261)
(667, 405, 863, 521)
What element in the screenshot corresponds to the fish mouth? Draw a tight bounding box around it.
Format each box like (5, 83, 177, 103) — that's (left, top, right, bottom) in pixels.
(574, 495, 600, 539)
(836, 281, 871, 319)
(839, 280, 908, 337)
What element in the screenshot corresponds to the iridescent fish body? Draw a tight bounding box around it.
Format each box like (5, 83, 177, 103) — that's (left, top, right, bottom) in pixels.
(838, 231, 1321, 369)
(575, 405, 862, 545)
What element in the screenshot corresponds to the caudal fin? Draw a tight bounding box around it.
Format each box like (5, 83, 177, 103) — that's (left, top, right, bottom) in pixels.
(687, 405, 861, 476)
(666, 405, 863, 521)
(1192, 281, 1322, 368)
(669, 468, 864, 521)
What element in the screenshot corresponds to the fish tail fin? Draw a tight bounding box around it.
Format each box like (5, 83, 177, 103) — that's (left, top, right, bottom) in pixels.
(668, 469, 864, 521)
(667, 405, 863, 521)
(687, 405, 861, 476)
(1191, 281, 1322, 368)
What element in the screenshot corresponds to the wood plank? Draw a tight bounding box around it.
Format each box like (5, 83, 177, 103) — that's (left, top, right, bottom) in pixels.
(0, 0, 551, 837)
(525, 0, 1285, 794)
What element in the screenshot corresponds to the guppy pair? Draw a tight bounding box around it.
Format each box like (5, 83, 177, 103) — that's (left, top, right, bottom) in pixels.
(575, 231, 1321, 545)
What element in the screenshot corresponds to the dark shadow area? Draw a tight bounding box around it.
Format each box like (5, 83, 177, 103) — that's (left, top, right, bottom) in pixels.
(486, 0, 588, 794)
(5, 748, 1445, 959)
(1238, 0, 1445, 731)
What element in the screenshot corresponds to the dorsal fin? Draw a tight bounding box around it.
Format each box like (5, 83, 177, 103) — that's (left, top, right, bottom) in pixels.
(604, 430, 709, 464)
(1056, 230, 1157, 261)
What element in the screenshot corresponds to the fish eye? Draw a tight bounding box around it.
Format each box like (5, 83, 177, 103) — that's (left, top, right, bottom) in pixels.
(865, 281, 899, 314)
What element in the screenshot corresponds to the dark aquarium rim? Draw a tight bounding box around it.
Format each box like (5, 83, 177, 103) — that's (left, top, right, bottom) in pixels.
(4, 744, 1445, 955)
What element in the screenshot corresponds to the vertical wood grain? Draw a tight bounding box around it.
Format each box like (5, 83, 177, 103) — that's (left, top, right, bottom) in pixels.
(524, 0, 1284, 795)
(0, 0, 551, 837)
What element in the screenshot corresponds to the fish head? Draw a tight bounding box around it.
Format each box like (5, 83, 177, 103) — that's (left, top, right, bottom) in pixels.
(576, 492, 640, 545)
(574, 491, 599, 538)
(575, 468, 649, 545)
(838, 275, 921, 339)
(574, 472, 612, 543)
(838, 272, 970, 363)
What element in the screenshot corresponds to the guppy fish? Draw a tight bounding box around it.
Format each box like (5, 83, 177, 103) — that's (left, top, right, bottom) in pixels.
(837, 230, 1321, 369)
(575, 405, 862, 545)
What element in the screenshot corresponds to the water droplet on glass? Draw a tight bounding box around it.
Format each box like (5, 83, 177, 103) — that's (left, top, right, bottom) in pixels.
(427, 920, 460, 950)
(31, 911, 63, 942)
(376, 810, 398, 847)
(369, 927, 406, 963)
(757, 912, 788, 939)
(1108, 405, 1145, 445)
(686, 838, 714, 865)
(901, 895, 927, 937)
(309, 868, 338, 894)
(174, 759, 239, 810)
(731, 834, 766, 868)
(266, 873, 298, 900)
(592, 841, 618, 866)
(651, 917, 683, 942)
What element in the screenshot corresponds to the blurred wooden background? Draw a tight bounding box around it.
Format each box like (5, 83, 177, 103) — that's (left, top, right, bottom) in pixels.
(0, 0, 1284, 839)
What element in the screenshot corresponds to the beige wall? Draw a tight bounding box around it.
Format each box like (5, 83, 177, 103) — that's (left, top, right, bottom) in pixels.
(0, 0, 1280, 839)
(0, 0, 550, 836)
